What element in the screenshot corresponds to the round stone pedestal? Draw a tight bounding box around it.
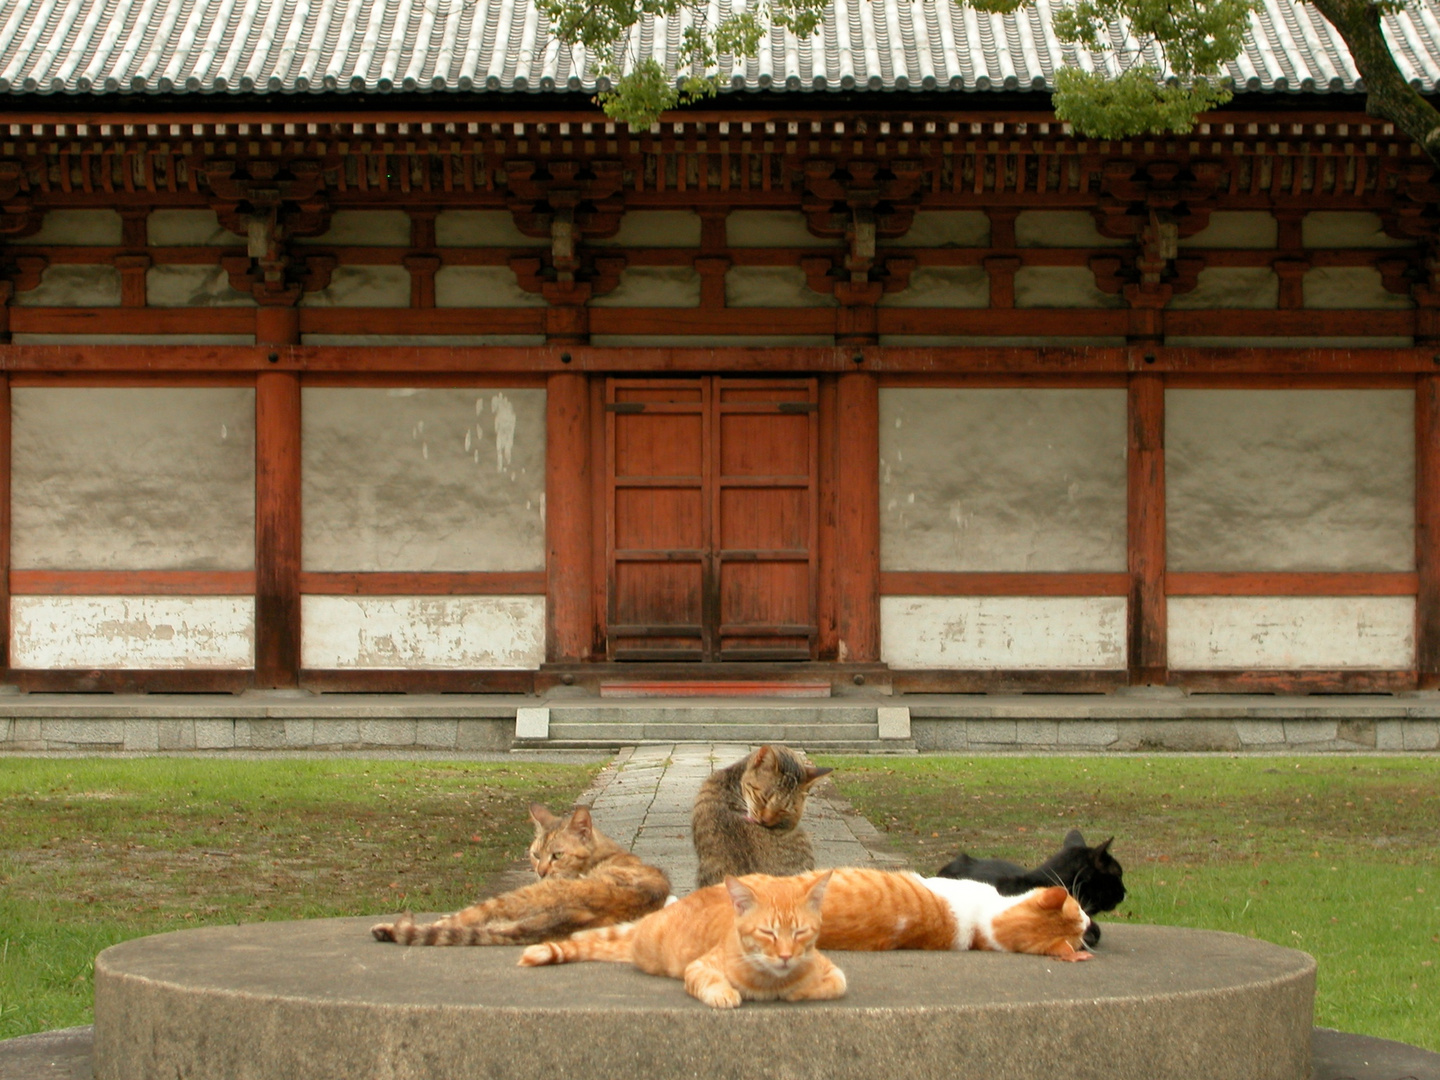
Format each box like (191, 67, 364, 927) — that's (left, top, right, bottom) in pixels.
(94, 917, 1315, 1080)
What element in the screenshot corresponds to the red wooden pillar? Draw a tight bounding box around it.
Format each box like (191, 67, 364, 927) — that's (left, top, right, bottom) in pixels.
(1416, 375, 1440, 687)
(0, 374, 10, 675)
(835, 371, 880, 662)
(255, 312, 301, 687)
(1128, 371, 1166, 684)
(547, 371, 594, 661)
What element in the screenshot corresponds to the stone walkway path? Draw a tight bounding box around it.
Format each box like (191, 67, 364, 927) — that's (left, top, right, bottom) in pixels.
(575, 743, 906, 895)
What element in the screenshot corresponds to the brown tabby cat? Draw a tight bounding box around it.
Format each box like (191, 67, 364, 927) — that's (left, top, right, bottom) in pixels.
(520, 870, 846, 1009)
(371, 804, 669, 946)
(692, 745, 832, 889)
(808, 868, 1092, 960)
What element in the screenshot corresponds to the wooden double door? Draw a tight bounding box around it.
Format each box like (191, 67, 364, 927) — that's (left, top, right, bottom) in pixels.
(606, 377, 819, 661)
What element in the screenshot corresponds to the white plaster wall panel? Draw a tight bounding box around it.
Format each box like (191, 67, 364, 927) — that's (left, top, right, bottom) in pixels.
(1167, 389, 1414, 571)
(1304, 268, 1412, 309)
(302, 387, 545, 572)
(878, 268, 988, 308)
(13, 266, 122, 307)
(302, 334, 547, 346)
(10, 596, 255, 669)
(436, 210, 550, 247)
(590, 211, 702, 247)
(299, 266, 411, 307)
(147, 209, 236, 246)
(589, 268, 702, 307)
(1178, 212, 1278, 249)
(11, 388, 256, 571)
(1168, 596, 1415, 669)
(434, 267, 548, 308)
(1014, 267, 1126, 308)
(880, 388, 1127, 571)
(296, 210, 412, 246)
(1302, 212, 1414, 248)
(301, 595, 545, 669)
(890, 212, 990, 247)
(1015, 211, 1128, 247)
(727, 211, 841, 248)
(1167, 268, 1279, 309)
(726, 267, 838, 307)
(11, 210, 123, 245)
(147, 266, 257, 307)
(881, 596, 1128, 669)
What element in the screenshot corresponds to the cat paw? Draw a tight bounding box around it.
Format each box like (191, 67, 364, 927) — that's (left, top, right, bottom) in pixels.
(518, 944, 559, 967)
(371, 912, 413, 943)
(698, 985, 743, 1009)
(1053, 949, 1092, 962)
(371, 924, 395, 941)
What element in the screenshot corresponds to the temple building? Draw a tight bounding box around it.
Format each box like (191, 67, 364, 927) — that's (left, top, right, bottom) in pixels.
(2, 0, 1439, 698)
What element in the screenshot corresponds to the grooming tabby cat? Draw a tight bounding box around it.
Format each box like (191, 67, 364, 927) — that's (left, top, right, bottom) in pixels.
(692, 745, 831, 889)
(522, 871, 845, 1009)
(371, 804, 669, 946)
(937, 829, 1124, 946)
(523, 867, 1090, 994)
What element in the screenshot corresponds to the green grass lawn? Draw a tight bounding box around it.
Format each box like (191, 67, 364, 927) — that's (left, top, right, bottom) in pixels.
(815, 754, 1440, 1051)
(0, 757, 601, 1039)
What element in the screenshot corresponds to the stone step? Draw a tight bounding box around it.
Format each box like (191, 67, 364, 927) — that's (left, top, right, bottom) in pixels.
(545, 721, 880, 742)
(547, 703, 880, 726)
(528, 738, 917, 753)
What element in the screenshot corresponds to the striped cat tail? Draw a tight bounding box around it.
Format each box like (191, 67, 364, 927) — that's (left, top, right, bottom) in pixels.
(372, 913, 490, 946)
(518, 922, 637, 967)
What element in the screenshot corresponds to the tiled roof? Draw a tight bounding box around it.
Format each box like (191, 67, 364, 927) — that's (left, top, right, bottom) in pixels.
(1, 0, 1437, 98)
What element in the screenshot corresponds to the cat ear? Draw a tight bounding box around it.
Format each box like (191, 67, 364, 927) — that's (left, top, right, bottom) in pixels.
(805, 870, 834, 913)
(1035, 886, 1069, 910)
(1095, 837, 1114, 856)
(751, 746, 772, 767)
(725, 876, 758, 917)
(1062, 828, 1086, 848)
(529, 804, 558, 829)
(568, 806, 594, 839)
(801, 766, 833, 787)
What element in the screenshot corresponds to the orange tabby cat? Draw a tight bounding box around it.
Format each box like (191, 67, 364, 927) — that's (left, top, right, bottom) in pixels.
(805, 867, 1091, 960)
(371, 804, 669, 946)
(520, 871, 847, 1009)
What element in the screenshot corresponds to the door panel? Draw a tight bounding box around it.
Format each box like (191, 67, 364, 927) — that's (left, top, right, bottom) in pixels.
(607, 376, 817, 661)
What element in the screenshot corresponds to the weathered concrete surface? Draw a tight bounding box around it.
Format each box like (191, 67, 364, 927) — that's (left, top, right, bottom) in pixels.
(93, 920, 1314, 1080)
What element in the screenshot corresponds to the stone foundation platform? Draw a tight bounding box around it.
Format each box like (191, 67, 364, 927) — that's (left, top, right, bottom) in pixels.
(93, 917, 1316, 1080)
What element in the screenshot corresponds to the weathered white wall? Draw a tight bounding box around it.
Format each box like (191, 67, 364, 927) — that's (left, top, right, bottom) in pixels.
(1168, 269, 1278, 309)
(878, 268, 988, 308)
(880, 388, 1127, 571)
(301, 595, 545, 668)
(727, 211, 840, 247)
(1168, 596, 1415, 669)
(1302, 212, 1414, 248)
(147, 209, 238, 246)
(300, 266, 411, 307)
(1015, 211, 1128, 247)
(10, 596, 255, 669)
(11, 387, 256, 570)
(11, 209, 123, 245)
(590, 268, 701, 307)
(726, 267, 837, 307)
(591, 211, 702, 247)
(13, 266, 123, 306)
(1014, 267, 1125, 308)
(302, 387, 545, 572)
(1167, 389, 1414, 571)
(434, 267, 547, 307)
(296, 210, 411, 246)
(1304, 268, 1411, 309)
(881, 596, 1128, 669)
(1179, 212, 1278, 249)
(147, 266, 256, 307)
(436, 210, 550, 247)
(890, 211, 990, 247)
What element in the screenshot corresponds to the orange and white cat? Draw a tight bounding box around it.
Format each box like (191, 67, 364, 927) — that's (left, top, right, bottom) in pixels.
(807, 868, 1092, 960)
(521, 870, 847, 1009)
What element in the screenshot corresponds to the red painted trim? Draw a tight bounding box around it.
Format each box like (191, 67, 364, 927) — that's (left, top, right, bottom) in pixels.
(298, 572, 546, 595)
(1166, 572, 1418, 596)
(10, 570, 256, 595)
(879, 571, 1130, 596)
(1169, 670, 1417, 693)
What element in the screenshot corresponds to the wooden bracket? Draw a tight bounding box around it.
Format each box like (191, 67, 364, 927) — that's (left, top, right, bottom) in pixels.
(504, 160, 625, 244)
(202, 159, 332, 243)
(1094, 160, 1221, 242)
(220, 251, 335, 306)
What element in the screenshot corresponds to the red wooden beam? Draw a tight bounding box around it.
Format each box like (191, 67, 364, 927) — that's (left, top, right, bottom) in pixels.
(297, 572, 546, 595)
(10, 570, 256, 595)
(1166, 572, 1418, 596)
(880, 571, 1131, 596)
(1128, 372, 1166, 685)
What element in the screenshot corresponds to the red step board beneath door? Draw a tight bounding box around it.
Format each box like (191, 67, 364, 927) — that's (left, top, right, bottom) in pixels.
(599, 680, 832, 699)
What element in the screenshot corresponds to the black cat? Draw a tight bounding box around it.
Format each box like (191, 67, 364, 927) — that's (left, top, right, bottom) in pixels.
(936, 829, 1125, 946)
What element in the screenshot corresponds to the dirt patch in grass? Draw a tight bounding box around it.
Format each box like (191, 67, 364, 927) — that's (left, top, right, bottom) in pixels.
(814, 754, 1440, 1052)
(0, 758, 602, 1038)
